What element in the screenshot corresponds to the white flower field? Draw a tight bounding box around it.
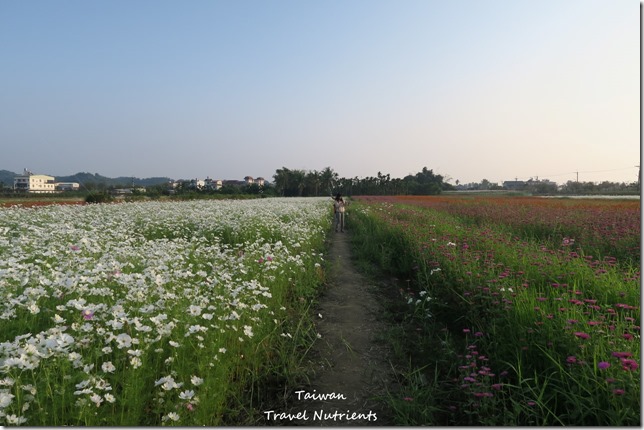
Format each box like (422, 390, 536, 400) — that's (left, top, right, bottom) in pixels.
(0, 198, 330, 425)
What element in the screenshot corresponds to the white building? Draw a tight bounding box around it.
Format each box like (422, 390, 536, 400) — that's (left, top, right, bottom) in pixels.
(204, 177, 222, 190)
(14, 169, 57, 193)
(244, 176, 265, 186)
(56, 182, 80, 191)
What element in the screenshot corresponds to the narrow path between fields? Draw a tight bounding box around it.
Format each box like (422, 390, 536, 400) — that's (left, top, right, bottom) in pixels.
(283, 230, 396, 426)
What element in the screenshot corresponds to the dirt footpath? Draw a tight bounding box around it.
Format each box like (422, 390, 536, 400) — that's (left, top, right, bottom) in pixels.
(282, 230, 395, 426)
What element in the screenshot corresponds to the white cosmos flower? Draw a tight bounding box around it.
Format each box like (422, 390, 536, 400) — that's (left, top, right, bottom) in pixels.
(5, 414, 27, 425)
(75, 380, 91, 389)
(101, 361, 116, 373)
(0, 378, 15, 387)
(243, 325, 254, 338)
(190, 375, 204, 386)
(179, 390, 195, 400)
(0, 392, 14, 408)
(130, 357, 142, 368)
(165, 412, 180, 422)
(115, 333, 132, 349)
(155, 376, 182, 391)
(90, 393, 103, 407)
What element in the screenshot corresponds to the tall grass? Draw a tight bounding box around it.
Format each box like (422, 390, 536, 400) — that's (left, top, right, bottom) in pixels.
(0, 198, 330, 426)
(351, 196, 640, 426)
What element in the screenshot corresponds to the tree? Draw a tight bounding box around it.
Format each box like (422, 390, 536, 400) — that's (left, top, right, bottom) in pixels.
(290, 169, 306, 196)
(320, 167, 338, 196)
(305, 170, 322, 196)
(273, 167, 291, 196)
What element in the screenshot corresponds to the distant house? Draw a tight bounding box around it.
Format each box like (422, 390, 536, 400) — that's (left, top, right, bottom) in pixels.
(55, 182, 80, 191)
(243, 176, 266, 187)
(503, 180, 526, 190)
(14, 169, 57, 193)
(503, 179, 557, 192)
(173, 175, 265, 190)
(189, 178, 206, 190)
(204, 177, 222, 190)
(111, 187, 145, 195)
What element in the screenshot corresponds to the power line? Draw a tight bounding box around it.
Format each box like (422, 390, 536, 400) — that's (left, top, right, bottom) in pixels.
(509, 166, 637, 182)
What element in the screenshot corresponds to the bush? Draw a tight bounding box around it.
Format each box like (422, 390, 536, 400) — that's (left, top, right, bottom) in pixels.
(85, 192, 113, 204)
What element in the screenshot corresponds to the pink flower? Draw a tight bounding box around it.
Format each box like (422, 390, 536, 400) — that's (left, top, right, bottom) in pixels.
(566, 356, 577, 364)
(403, 397, 413, 402)
(612, 351, 632, 359)
(612, 389, 625, 396)
(82, 309, 94, 320)
(620, 359, 639, 371)
(598, 361, 610, 370)
(574, 332, 590, 340)
(473, 392, 493, 398)
(491, 383, 503, 390)
(622, 333, 634, 341)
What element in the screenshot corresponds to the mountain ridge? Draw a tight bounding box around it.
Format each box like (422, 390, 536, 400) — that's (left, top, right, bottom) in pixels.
(0, 170, 173, 188)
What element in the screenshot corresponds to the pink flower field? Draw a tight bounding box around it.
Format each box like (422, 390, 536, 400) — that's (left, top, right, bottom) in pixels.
(351, 195, 640, 426)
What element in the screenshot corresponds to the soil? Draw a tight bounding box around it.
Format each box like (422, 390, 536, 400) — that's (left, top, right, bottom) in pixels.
(0, 200, 85, 208)
(279, 229, 397, 426)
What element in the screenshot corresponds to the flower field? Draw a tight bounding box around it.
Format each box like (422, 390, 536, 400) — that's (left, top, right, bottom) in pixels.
(351, 195, 640, 426)
(0, 198, 330, 426)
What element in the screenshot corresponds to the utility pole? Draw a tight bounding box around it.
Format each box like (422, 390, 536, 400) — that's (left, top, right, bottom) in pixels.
(636, 166, 640, 191)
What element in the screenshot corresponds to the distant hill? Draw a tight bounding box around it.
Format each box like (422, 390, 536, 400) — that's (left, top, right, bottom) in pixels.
(0, 170, 173, 188)
(0, 170, 17, 187)
(56, 172, 173, 187)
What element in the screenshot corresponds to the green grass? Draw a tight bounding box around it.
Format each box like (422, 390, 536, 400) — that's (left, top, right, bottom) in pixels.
(348, 199, 640, 426)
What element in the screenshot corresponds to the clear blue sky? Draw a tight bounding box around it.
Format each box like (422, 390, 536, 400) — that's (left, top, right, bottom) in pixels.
(1, 0, 639, 185)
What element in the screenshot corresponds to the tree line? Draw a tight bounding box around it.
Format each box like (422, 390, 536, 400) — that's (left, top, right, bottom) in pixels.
(271, 166, 448, 197)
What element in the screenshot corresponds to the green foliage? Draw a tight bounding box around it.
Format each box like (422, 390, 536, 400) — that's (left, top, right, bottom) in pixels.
(349, 199, 640, 426)
(84, 192, 114, 204)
